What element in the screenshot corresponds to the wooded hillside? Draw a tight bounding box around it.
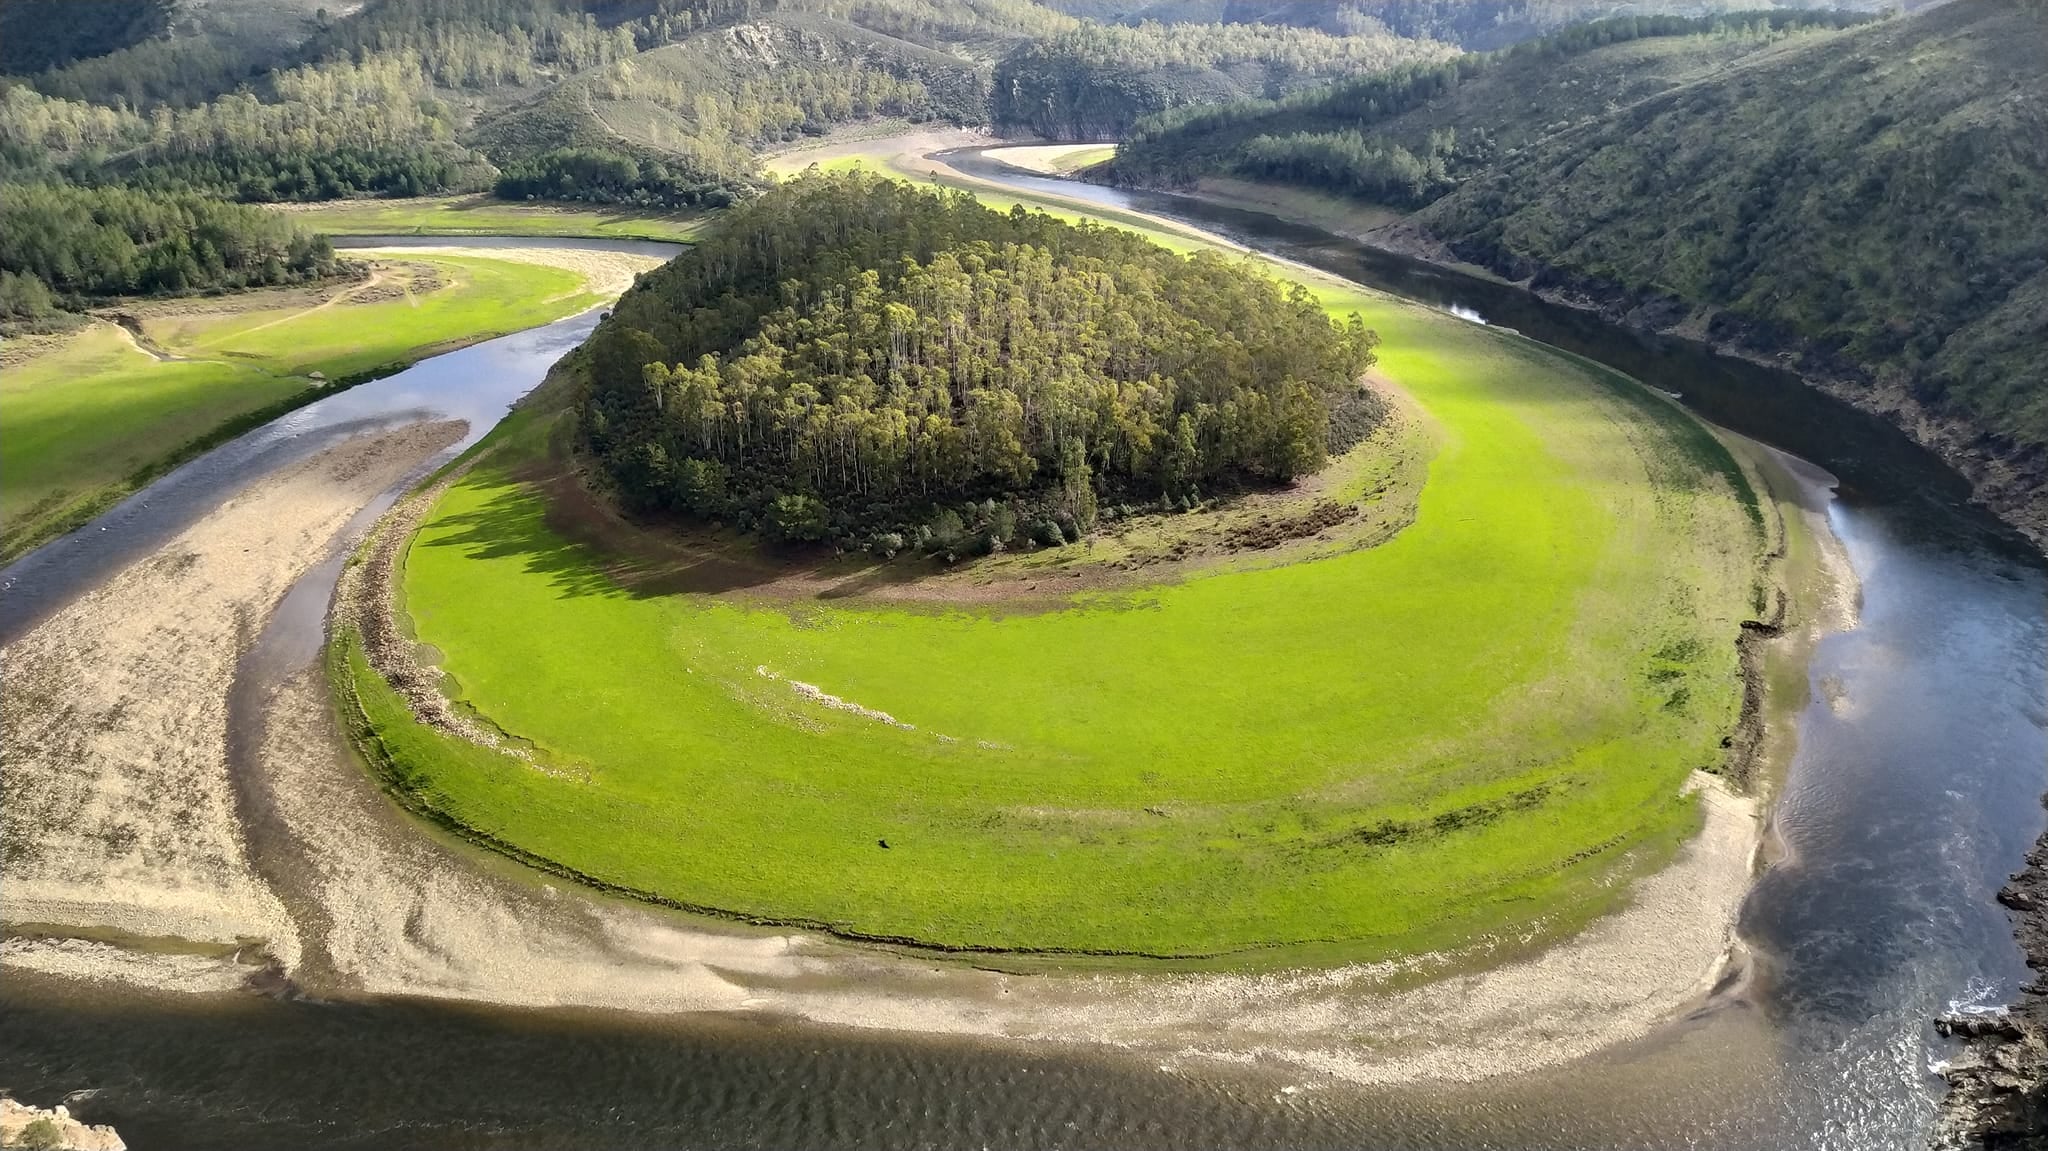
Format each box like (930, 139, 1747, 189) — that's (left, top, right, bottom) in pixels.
(1098, 11, 1876, 202)
(1416, 0, 2048, 457)
(581, 172, 1381, 551)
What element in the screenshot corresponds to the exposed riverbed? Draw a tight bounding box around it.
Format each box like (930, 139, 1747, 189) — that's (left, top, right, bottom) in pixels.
(2, 173, 2043, 1149)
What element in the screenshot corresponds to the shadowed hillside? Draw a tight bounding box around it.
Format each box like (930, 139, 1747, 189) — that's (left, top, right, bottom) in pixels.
(1100, 1, 2048, 538)
(1414, 0, 2048, 528)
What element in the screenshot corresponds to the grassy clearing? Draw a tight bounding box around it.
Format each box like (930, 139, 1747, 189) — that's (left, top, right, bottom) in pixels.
(272, 194, 708, 243)
(354, 181, 1768, 960)
(1, 255, 592, 562)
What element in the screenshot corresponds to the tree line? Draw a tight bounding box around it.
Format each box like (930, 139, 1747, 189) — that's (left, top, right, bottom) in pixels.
(581, 171, 1381, 552)
(0, 181, 338, 329)
(494, 145, 736, 207)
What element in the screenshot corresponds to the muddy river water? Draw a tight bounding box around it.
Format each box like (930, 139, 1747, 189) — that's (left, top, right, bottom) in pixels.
(1, 168, 2042, 1149)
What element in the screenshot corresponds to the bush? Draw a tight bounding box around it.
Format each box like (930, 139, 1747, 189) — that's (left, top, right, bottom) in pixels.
(764, 494, 828, 543)
(926, 508, 965, 553)
(18, 1117, 65, 1151)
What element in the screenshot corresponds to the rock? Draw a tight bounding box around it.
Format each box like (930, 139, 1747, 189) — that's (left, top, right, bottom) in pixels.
(0, 1097, 126, 1151)
(1933, 809, 2048, 1150)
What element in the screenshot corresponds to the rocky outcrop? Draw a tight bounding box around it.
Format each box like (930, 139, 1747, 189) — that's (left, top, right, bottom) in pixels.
(0, 1098, 125, 1151)
(1933, 835, 2048, 1150)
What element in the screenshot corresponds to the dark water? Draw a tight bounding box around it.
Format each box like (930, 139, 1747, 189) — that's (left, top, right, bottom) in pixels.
(3, 184, 2043, 1150)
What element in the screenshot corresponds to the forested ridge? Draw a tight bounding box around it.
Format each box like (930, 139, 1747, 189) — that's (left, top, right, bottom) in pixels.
(581, 172, 1380, 552)
(0, 0, 1473, 213)
(1100, 11, 1879, 204)
(990, 19, 1453, 140)
(1413, 0, 2048, 461)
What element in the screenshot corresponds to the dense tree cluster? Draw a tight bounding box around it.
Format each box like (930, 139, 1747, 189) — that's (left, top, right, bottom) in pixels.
(1237, 125, 1466, 207)
(1104, 11, 1878, 197)
(0, 182, 337, 326)
(582, 172, 1380, 550)
(306, 0, 640, 88)
(494, 145, 734, 206)
(0, 55, 490, 199)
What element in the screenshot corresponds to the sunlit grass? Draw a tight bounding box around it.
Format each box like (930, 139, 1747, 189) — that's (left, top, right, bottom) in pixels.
(2, 255, 591, 561)
(374, 205, 1765, 959)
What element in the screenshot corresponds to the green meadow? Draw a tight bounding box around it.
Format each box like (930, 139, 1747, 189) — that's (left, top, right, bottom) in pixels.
(274, 194, 708, 243)
(2, 254, 592, 561)
(352, 197, 1769, 959)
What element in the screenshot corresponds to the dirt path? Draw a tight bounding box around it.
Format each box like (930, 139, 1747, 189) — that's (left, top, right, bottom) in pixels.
(0, 422, 465, 959)
(99, 317, 198, 364)
(224, 266, 396, 341)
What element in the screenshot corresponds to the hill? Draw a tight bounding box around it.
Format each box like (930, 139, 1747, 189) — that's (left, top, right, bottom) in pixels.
(1102, 2, 2048, 540)
(1099, 12, 1877, 202)
(0, 0, 178, 74)
(0, 0, 1458, 205)
(989, 19, 1455, 140)
(581, 170, 1382, 547)
(1035, 1, 1902, 48)
(1411, 0, 2048, 537)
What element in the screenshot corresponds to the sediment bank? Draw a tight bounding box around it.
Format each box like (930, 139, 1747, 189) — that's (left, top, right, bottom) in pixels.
(0, 421, 466, 954)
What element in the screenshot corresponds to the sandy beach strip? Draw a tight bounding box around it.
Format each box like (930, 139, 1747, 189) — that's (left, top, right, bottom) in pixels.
(0, 421, 466, 961)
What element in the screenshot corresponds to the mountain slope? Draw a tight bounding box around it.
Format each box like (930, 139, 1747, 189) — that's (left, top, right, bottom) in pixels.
(1415, 0, 2048, 529)
(1099, 12, 1875, 200)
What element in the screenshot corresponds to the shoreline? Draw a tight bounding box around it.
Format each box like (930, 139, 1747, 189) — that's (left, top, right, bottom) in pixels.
(1125, 170, 2048, 554)
(3, 164, 1846, 1089)
(0, 245, 656, 568)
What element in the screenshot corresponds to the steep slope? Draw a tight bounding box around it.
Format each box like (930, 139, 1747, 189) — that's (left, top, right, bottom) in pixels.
(1416, 0, 2048, 536)
(471, 11, 994, 185)
(0, 0, 177, 74)
(1036, 1, 1901, 48)
(1100, 12, 1875, 199)
(990, 18, 1455, 139)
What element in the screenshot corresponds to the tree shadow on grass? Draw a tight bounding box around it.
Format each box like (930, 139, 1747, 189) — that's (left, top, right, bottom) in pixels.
(415, 465, 912, 602)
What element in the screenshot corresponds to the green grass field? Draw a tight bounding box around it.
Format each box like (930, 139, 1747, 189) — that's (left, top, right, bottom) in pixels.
(347, 171, 1770, 962)
(275, 195, 708, 243)
(2, 255, 593, 561)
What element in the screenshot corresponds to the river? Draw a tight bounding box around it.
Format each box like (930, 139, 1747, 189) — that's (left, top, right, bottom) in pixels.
(1, 173, 2041, 1150)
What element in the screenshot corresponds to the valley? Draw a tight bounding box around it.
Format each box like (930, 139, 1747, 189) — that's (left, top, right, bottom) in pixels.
(0, 1, 2042, 1147)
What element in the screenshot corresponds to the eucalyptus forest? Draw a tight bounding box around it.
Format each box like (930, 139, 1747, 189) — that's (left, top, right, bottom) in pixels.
(583, 172, 1380, 547)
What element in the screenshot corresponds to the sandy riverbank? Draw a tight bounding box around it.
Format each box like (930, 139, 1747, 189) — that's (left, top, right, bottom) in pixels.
(0, 422, 464, 959)
(349, 244, 665, 300)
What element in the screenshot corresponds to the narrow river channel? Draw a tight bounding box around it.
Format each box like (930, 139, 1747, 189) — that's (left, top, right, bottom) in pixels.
(1, 173, 2042, 1150)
